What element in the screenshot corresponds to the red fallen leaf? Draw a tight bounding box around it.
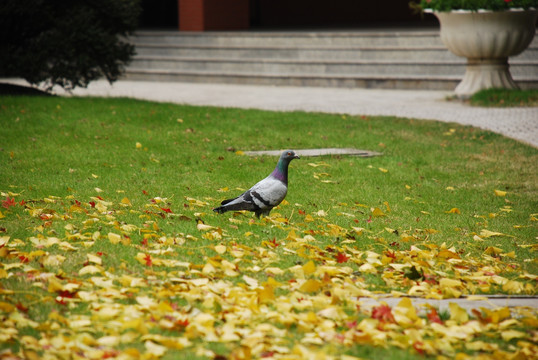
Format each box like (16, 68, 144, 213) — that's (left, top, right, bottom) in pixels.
(97, 252, 104, 256)
(175, 319, 189, 328)
(427, 308, 443, 324)
(345, 320, 357, 329)
(19, 256, 29, 263)
(261, 351, 276, 358)
(298, 209, 305, 215)
(354, 219, 359, 223)
(335, 252, 349, 263)
(96, 196, 104, 200)
(75, 200, 81, 206)
(142, 190, 149, 195)
(472, 309, 491, 324)
(102, 351, 120, 359)
(144, 254, 152, 266)
(270, 238, 280, 247)
(413, 341, 425, 355)
(141, 238, 148, 247)
(89, 201, 96, 208)
(371, 304, 395, 323)
(19, 200, 25, 206)
(160, 207, 173, 213)
(16, 302, 28, 313)
(57, 290, 76, 298)
(55, 298, 67, 306)
(2, 197, 16, 209)
(424, 274, 438, 285)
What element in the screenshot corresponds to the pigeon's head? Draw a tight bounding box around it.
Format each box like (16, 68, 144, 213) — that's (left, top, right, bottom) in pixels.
(281, 150, 300, 163)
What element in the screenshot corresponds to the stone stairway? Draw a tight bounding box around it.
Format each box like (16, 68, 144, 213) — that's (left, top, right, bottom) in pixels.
(125, 30, 538, 90)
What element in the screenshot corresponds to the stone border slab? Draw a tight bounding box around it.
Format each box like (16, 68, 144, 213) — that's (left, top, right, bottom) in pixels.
(244, 148, 382, 157)
(357, 296, 538, 315)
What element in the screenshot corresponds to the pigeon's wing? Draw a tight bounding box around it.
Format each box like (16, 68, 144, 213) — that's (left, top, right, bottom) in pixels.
(250, 177, 288, 207)
(214, 177, 287, 214)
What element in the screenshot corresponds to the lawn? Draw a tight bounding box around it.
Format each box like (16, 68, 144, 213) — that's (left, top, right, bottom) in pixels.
(1, 95, 537, 359)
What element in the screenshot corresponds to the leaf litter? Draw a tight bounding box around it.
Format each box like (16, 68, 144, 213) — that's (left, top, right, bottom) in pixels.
(0, 190, 537, 360)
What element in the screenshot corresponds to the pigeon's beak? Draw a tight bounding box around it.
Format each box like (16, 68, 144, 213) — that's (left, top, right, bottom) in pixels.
(294, 154, 300, 159)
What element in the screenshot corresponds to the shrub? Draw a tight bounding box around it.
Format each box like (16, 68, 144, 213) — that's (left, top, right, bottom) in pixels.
(415, 0, 538, 12)
(0, 0, 141, 91)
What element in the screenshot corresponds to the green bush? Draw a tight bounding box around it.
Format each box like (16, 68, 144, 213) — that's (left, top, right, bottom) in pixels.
(415, 0, 538, 12)
(0, 0, 141, 91)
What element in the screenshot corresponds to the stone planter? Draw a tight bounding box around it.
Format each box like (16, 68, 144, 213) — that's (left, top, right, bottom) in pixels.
(431, 9, 537, 98)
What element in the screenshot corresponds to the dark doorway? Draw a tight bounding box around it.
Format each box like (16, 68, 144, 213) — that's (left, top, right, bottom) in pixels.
(250, 0, 436, 29)
(139, 0, 178, 29)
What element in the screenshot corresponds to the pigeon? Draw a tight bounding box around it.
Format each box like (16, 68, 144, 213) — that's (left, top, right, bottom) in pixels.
(213, 150, 300, 218)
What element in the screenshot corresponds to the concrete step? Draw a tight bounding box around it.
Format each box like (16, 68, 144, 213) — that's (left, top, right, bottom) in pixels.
(134, 44, 464, 61)
(125, 30, 538, 90)
(130, 56, 538, 78)
(132, 30, 447, 47)
(124, 68, 538, 90)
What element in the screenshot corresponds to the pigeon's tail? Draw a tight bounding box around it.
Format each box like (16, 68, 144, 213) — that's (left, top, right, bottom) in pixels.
(212, 198, 236, 214)
(212, 205, 228, 214)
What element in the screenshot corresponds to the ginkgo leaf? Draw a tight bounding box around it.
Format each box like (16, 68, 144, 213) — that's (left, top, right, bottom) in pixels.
(299, 279, 322, 293)
(108, 232, 121, 244)
(371, 207, 385, 217)
(494, 189, 507, 197)
(449, 302, 469, 324)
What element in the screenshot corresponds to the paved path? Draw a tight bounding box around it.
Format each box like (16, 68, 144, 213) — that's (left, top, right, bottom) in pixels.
(3, 79, 537, 147)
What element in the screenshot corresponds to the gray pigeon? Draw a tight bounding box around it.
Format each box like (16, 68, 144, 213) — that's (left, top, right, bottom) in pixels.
(213, 150, 300, 218)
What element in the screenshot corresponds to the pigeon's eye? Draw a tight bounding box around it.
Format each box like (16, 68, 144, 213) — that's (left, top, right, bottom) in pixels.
(287, 152, 291, 156)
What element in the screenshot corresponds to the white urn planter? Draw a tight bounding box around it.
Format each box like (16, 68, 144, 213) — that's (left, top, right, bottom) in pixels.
(431, 9, 538, 98)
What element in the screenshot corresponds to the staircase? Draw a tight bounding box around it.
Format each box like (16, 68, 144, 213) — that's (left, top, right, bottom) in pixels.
(125, 30, 538, 90)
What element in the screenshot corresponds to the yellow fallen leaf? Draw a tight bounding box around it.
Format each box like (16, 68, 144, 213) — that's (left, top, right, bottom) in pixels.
(371, 207, 385, 217)
(0, 236, 10, 247)
(214, 245, 226, 254)
(446, 208, 461, 214)
(302, 260, 316, 276)
(136, 142, 142, 149)
(494, 189, 507, 197)
(108, 232, 121, 244)
(145, 340, 168, 357)
(42, 254, 66, 267)
(121, 197, 132, 206)
(480, 229, 508, 238)
(197, 223, 215, 231)
(501, 330, 526, 341)
(502, 280, 524, 294)
(87, 253, 102, 265)
(299, 279, 322, 293)
(449, 302, 469, 324)
(79, 265, 103, 275)
(378, 167, 388, 173)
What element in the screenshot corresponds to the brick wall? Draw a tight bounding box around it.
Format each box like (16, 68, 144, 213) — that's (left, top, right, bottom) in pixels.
(179, 0, 249, 31)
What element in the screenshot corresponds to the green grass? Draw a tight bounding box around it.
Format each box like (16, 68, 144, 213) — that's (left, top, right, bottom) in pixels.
(469, 88, 538, 107)
(0, 96, 537, 359)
